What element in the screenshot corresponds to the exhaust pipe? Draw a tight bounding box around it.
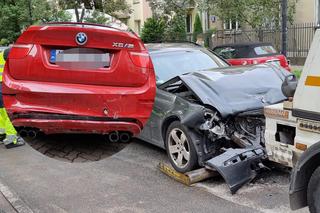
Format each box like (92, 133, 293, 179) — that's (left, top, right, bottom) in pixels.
(28, 130, 38, 140)
(119, 132, 131, 143)
(108, 132, 120, 143)
(19, 129, 28, 138)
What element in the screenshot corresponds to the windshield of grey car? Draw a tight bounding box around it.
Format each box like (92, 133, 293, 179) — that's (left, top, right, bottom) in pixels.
(150, 49, 228, 84)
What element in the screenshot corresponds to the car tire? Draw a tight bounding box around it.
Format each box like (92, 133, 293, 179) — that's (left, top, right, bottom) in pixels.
(307, 166, 320, 213)
(165, 121, 198, 173)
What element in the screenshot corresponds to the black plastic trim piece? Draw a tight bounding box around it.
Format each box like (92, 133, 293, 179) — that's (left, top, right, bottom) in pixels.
(292, 109, 320, 121)
(12, 113, 138, 123)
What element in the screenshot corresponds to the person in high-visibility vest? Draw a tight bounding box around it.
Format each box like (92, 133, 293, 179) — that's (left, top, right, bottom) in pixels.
(0, 48, 25, 148)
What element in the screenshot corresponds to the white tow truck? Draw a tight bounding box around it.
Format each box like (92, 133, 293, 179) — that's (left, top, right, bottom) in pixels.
(264, 29, 320, 212)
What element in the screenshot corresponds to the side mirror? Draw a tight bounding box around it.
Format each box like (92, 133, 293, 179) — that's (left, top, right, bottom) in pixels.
(282, 74, 298, 98)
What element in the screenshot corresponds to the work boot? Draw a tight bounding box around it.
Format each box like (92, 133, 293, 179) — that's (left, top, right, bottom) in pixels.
(0, 134, 5, 142)
(0, 128, 5, 142)
(4, 136, 25, 149)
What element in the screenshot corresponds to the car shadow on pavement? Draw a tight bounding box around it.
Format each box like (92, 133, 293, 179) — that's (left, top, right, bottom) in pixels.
(25, 134, 129, 163)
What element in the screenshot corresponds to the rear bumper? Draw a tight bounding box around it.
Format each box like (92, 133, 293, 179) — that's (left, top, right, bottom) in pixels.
(12, 118, 141, 135)
(2, 71, 155, 136)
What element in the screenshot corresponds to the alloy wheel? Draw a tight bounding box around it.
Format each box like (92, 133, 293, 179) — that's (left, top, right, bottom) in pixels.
(168, 128, 191, 169)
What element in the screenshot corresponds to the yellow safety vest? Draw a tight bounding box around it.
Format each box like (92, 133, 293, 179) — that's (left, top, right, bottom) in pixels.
(0, 52, 5, 82)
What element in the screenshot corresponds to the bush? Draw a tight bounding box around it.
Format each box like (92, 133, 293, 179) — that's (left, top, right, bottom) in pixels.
(293, 69, 302, 79)
(204, 28, 216, 48)
(164, 13, 187, 41)
(192, 13, 203, 42)
(141, 18, 165, 43)
(0, 38, 9, 46)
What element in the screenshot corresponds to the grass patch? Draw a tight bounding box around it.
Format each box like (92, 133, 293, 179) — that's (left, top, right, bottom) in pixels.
(293, 69, 302, 79)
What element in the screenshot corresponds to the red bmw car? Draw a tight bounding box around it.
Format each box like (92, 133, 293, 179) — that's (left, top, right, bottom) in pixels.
(213, 42, 291, 71)
(2, 22, 156, 137)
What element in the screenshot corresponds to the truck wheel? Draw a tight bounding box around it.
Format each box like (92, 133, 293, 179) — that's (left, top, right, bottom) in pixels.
(165, 121, 198, 173)
(308, 166, 320, 213)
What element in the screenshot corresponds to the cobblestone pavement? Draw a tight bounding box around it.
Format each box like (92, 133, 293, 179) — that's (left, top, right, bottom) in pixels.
(26, 134, 129, 163)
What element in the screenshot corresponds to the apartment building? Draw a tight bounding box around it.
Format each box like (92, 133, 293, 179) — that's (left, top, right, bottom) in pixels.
(123, 0, 152, 34)
(294, 0, 320, 24)
(122, 0, 320, 35)
(187, 0, 320, 34)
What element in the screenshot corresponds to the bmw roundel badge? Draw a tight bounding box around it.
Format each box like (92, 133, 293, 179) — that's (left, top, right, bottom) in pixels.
(76, 32, 87, 45)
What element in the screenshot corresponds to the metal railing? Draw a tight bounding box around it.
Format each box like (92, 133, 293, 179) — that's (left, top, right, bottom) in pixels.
(186, 32, 215, 49)
(211, 23, 317, 58)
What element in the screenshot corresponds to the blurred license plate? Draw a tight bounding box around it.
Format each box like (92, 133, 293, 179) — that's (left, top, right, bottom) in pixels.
(49, 49, 63, 63)
(50, 48, 110, 70)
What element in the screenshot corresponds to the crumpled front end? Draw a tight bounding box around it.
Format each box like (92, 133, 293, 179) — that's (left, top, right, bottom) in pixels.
(158, 65, 287, 193)
(178, 105, 268, 193)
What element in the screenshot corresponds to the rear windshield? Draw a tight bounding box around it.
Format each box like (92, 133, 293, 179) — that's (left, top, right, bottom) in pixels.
(254, 45, 277, 55)
(214, 45, 278, 59)
(150, 49, 228, 84)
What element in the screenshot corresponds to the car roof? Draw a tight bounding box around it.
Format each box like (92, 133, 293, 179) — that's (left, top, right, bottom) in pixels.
(213, 42, 273, 49)
(146, 42, 203, 53)
(146, 42, 230, 65)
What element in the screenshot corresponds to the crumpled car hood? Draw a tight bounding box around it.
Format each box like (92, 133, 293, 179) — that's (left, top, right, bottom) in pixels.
(179, 64, 288, 118)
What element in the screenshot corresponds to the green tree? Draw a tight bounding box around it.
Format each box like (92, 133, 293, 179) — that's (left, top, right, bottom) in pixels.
(0, 39, 9, 46)
(0, 3, 21, 43)
(192, 13, 203, 42)
(59, 0, 131, 22)
(0, 0, 70, 44)
(196, 0, 297, 30)
(84, 10, 109, 24)
(147, 0, 192, 41)
(0, 0, 131, 44)
(141, 18, 165, 43)
(164, 12, 187, 41)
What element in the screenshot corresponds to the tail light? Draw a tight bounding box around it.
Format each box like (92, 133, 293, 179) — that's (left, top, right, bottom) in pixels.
(129, 52, 151, 68)
(9, 44, 33, 59)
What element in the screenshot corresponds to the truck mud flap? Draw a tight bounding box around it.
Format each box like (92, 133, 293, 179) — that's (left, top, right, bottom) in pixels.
(205, 148, 265, 194)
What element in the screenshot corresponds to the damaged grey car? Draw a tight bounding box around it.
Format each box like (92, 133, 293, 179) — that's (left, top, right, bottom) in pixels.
(138, 43, 290, 193)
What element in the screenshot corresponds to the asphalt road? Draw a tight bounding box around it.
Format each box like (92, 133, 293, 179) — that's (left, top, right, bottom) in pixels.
(0, 135, 310, 213)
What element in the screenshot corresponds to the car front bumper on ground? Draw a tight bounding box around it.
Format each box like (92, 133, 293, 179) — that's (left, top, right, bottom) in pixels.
(205, 147, 266, 194)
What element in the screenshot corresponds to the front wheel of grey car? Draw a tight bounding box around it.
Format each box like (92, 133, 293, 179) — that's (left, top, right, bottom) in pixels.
(165, 121, 198, 173)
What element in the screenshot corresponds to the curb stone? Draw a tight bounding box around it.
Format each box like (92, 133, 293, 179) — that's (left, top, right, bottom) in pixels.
(0, 179, 34, 213)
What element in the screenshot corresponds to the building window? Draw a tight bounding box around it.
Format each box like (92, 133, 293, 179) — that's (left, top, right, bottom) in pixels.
(186, 14, 192, 33)
(224, 20, 241, 31)
(135, 20, 141, 35)
(202, 11, 210, 31)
